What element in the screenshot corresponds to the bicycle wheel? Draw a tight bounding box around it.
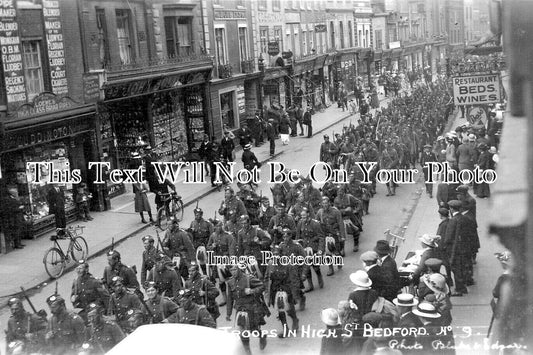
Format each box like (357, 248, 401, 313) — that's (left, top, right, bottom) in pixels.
(43, 247, 66, 278)
(173, 199, 184, 222)
(157, 207, 169, 231)
(70, 236, 89, 262)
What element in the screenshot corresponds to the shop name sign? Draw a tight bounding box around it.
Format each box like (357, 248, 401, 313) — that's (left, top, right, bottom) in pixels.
(213, 10, 245, 20)
(258, 12, 300, 24)
(452, 74, 501, 106)
(43, 0, 68, 95)
(14, 92, 77, 120)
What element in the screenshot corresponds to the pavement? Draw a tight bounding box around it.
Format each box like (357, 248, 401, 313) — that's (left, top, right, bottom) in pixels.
(0, 93, 394, 306)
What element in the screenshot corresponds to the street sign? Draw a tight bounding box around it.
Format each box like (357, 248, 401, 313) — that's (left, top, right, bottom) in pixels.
(452, 74, 501, 106)
(467, 106, 488, 129)
(268, 41, 280, 56)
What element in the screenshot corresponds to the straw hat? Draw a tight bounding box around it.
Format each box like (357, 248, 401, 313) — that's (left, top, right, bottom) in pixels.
(422, 273, 449, 295)
(321, 308, 340, 326)
(412, 301, 441, 319)
(349, 270, 372, 288)
(393, 293, 419, 307)
(418, 234, 438, 248)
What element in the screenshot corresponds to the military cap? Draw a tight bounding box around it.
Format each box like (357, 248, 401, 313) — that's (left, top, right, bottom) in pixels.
(448, 200, 462, 209)
(301, 206, 311, 214)
(282, 228, 292, 235)
(194, 207, 203, 214)
(209, 218, 222, 226)
(8, 297, 22, 307)
(323, 134, 329, 139)
(224, 186, 234, 193)
(87, 303, 104, 314)
(76, 259, 89, 268)
(271, 245, 281, 253)
(477, 142, 488, 150)
(260, 196, 270, 202)
(424, 258, 443, 272)
(110, 276, 124, 286)
(177, 289, 193, 299)
(360, 251, 379, 262)
(145, 281, 157, 290)
(455, 185, 469, 194)
(107, 250, 121, 259)
(423, 144, 432, 149)
(239, 214, 250, 222)
(276, 202, 285, 208)
(46, 294, 65, 306)
(438, 208, 449, 217)
(244, 143, 252, 150)
(142, 235, 154, 243)
(162, 257, 174, 266)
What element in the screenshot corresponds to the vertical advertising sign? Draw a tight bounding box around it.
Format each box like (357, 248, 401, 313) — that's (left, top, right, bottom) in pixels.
(0, 0, 27, 109)
(43, 0, 68, 95)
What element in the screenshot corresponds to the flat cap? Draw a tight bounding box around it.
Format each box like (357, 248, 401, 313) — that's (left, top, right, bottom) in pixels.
(448, 200, 462, 209)
(360, 251, 379, 262)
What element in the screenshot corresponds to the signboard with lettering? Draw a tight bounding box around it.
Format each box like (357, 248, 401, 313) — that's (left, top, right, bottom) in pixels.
(452, 74, 501, 106)
(13, 92, 78, 120)
(83, 73, 101, 103)
(214, 10, 246, 20)
(0, 0, 27, 109)
(237, 85, 245, 115)
(42, 0, 68, 95)
(268, 42, 280, 56)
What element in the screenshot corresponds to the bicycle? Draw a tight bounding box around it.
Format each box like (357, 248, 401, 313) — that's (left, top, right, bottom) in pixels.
(43, 225, 89, 279)
(156, 191, 184, 230)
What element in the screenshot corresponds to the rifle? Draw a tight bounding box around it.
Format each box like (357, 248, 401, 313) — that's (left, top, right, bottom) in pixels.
(139, 296, 154, 323)
(54, 281, 58, 296)
(20, 286, 47, 319)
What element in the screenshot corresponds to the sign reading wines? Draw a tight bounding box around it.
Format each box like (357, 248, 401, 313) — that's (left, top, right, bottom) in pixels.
(0, 0, 27, 109)
(43, 0, 68, 95)
(452, 74, 501, 106)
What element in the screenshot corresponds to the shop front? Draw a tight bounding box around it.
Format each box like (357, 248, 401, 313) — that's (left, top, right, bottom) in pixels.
(261, 67, 290, 111)
(1, 97, 98, 238)
(292, 55, 327, 110)
(99, 65, 212, 199)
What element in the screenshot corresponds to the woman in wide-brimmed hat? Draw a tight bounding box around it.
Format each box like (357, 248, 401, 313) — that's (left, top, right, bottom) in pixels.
(419, 273, 453, 326)
(347, 271, 379, 320)
(319, 308, 344, 355)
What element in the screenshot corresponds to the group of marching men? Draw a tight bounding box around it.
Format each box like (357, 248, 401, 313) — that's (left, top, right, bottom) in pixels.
(5, 77, 461, 355)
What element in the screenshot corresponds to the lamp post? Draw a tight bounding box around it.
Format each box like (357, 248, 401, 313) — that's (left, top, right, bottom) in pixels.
(258, 54, 265, 121)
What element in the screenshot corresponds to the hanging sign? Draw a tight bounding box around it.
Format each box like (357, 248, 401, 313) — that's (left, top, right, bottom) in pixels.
(42, 0, 68, 95)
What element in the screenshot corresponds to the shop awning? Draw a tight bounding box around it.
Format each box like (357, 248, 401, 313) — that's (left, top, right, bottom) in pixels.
(392, 48, 403, 58)
(264, 67, 289, 81)
(4, 104, 95, 131)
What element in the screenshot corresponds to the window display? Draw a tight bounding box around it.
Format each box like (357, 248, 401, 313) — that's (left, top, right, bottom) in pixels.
(152, 92, 187, 161)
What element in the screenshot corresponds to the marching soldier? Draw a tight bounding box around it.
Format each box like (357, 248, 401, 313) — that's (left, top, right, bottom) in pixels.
(45, 295, 86, 355)
(207, 219, 236, 307)
(226, 264, 269, 352)
(296, 207, 325, 292)
(258, 196, 277, 230)
(185, 262, 220, 323)
(301, 176, 323, 212)
(71, 260, 110, 322)
(102, 250, 140, 296)
(86, 303, 125, 354)
(316, 196, 346, 276)
(162, 219, 195, 280)
(237, 215, 272, 273)
(107, 276, 143, 331)
(5, 297, 47, 354)
(237, 183, 261, 225)
(333, 186, 362, 253)
(268, 203, 296, 246)
(288, 192, 315, 224)
(164, 289, 216, 328)
(380, 140, 399, 196)
(218, 186, 247, 235)
(319, 135, 339, 168)
(279, 229, 307, 311)
(146, 256, 182, 299)
(140, 235, 160, 287)
(420, 144, 437, 197)
(189, 208, 214, 250)
(143, 282, 179, 324)
(264, 245, 299, 338)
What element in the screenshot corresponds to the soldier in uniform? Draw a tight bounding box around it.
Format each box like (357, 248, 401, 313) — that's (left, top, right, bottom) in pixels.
(218, 186, 247, 235)
(264, 245, 299, 338)
(86, 303, 125, 353)
(189, 208, 214, 250)
(333, 186, 362, 253)
(279, 229, 307, 311)
(296, 207, 325, 292)
(237, 215, 272, 274)
(162, 219, 195, 280)
(102, 250, 140, 296)
(71, 260, 110, 322)
(140, 235, 160, 287)
(380, 140, 399, 196)
(185, 262, 220, 324)
(288, 192, 315, 224)
(236, 183, 261, 225)
(258, 196, 277, 230)
(143, 282, 179, 324)
(420, 144, 437, 197)
(164, 289, 216, 328)
(319, 134, 339, 168)
(270, 182, 287, 207)
(5, 297, 47, 354)
(316, 196, 346, 276)
(146, 256, 182, 299)
(44, 295, 86, 355)
(268, 203, 296, 246)
(107, 276, 143, 331)
(226, 264, 269, 352)
(207, 219, 236, 307)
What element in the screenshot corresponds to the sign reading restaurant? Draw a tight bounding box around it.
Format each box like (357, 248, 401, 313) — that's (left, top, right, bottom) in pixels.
(452, 74, 501, 106)
(213, 10, 245, 20)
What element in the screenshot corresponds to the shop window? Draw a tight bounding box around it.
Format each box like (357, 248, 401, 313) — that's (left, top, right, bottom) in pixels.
(215, 27, 227, 65)
(115, 9, 134, 65)
(238, 27, 248, 61)
(22, 40, 44, 101)
(259, 26, 268, 56)
(96, 8, 110, 68)
(164, 16, 193, 57)
(220, 91, 236, 129)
